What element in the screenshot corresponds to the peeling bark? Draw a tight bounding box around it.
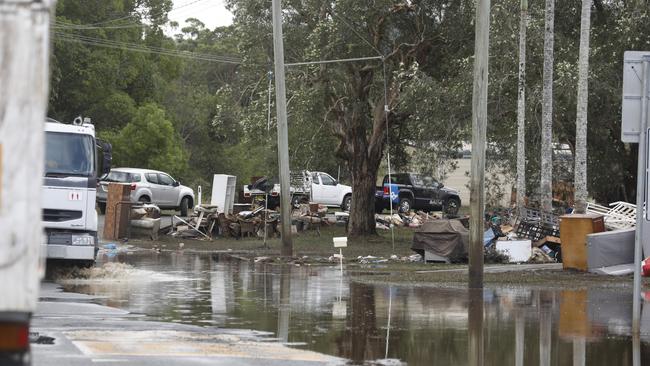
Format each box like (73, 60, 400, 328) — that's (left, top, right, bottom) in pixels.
(541, 0, 555, 213)
(516, 0, 528, 215)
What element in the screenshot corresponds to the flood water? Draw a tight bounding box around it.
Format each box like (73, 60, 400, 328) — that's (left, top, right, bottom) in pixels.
(59, 251, 650, 365)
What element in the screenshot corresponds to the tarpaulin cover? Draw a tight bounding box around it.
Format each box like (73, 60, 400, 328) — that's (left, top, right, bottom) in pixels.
(412, 219, 469, 259)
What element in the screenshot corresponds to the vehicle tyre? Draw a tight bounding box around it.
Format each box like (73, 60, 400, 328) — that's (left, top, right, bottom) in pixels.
(398, 197, 412, 213)
(341, 195, 352, 212)
(180, 197, 189, 217)
(98, 202, 106, 214)
(375, 201, 384, 213)
(138, 196, 150, 204)
(291, 195, 304, 207)
(445, 197, 461, 216)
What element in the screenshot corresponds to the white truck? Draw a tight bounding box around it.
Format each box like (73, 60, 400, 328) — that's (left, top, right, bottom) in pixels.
(42, 117, 111, 266)
(243, 170, 352, 211)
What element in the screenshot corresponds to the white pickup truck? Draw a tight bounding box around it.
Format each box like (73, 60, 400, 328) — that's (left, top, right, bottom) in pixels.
(243, 170, 352, 211)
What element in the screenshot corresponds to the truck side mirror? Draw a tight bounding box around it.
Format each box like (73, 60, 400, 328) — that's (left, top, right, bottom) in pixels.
(173, 181, 180, 187)
(97, 139, 112, 175)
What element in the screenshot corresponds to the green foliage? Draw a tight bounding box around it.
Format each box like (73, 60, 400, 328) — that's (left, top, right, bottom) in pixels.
(48, 0, 650, 210)
(100, 103, 188, 177)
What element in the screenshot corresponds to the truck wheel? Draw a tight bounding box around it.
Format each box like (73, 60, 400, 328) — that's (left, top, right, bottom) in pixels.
(341, 195, 352, 212)
(180, 197, 190, 217)
(445, 197, 461, 216)
(291, 195, 304, 207)
(398, 198, 412, 213)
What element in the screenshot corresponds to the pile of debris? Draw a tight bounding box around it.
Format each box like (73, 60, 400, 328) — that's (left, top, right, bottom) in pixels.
(375, 211, 444, 230)
(170, 205, 219, 239)
(292, 203, 330, 234)
(167, 204, 284, 240)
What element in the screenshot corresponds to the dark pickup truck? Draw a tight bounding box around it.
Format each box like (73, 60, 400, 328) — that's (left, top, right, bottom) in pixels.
(375, 173, 461, 215)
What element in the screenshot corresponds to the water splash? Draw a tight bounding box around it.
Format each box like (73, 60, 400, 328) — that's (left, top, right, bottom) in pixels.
(56, 262, 189, 284)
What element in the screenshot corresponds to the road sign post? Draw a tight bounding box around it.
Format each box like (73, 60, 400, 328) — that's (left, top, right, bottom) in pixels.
(622, 51, 650, 335)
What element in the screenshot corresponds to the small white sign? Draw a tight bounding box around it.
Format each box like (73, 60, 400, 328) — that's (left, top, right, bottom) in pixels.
(68, 192, 82, 201)
(333, 237, 348, 248)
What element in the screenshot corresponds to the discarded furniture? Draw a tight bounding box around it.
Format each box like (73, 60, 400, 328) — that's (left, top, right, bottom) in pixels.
(586, 228, 635, 272)
(495, 239, 532, 263)
(513, 207, 560, 241)
(131, 218, 161, 240)
(586, 201, 637, 231)
(559, 213, 605, 271)
(239, 219, 257, 238)
(210, 174, 236, 214)
(412, 219, 469, 263)
(103, 183, 131, 240)
(170, 205, 218, 240)
(129, 204, 161, 240)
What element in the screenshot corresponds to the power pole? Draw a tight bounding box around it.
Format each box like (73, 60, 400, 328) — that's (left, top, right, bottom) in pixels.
(469, 0, 490, 290)
(271, 0, 293, 256)
(0, 0, 54, 362)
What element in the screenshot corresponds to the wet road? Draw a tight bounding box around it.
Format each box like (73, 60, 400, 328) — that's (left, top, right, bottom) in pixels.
(48, 250, 650, 365)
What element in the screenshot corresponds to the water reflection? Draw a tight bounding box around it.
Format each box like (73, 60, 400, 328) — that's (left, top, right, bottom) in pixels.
(468, 289, 484, 366)
(60, 252, 650, 365)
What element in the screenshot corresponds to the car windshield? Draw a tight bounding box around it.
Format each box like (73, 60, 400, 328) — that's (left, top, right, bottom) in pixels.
(44, 132, 95, 177)
(103, 171, 140, 183)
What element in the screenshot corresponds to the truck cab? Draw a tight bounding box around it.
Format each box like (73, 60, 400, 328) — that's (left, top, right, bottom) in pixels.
(42, 117, 110, 266)
(307, 171, 352, 210)
(243, 170, 353, 211)
(379, 173, 461, 215)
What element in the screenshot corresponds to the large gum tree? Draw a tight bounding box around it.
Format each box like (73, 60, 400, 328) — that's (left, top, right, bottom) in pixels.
(227, 0, 474, 236)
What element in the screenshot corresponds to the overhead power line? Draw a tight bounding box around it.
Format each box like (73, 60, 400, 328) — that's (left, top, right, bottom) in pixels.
(54, 32, 242, 64)
(54, 0, 207, 29)
(285, 56, 383, 67)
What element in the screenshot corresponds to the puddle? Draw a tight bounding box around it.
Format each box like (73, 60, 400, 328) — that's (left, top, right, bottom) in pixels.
(58, 251, 650, 365)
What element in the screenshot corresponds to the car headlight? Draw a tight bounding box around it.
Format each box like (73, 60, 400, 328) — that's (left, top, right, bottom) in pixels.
(71, 234, 95, 246)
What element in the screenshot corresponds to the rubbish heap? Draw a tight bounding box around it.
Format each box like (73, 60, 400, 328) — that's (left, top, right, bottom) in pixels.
(375, 211, 443, 230)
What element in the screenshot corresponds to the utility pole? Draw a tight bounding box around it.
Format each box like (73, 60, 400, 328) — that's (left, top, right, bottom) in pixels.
(469, 0, 490, 290)
(271, 0, 293, 256)
(0, 0, 54, 362)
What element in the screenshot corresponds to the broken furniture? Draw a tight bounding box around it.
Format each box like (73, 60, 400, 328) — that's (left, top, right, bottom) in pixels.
(412, 219, 469, 263)
(559, 213, 605, 271)
(171, 205, 219, 239)
(586, 228, 636, 273)
(210, 174, 236, 214)
(103, 183, 131, 240)
(130, 204, 161, 240)
(586, 201, 637, 231)
(513, 207, 560, 241)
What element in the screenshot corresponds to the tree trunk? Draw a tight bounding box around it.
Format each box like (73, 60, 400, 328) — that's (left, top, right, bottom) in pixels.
(516, 0, 528, 216)
(344, 96, 387, 237)
(541, 0, 555, 213)
(574, 0, 592, 214)
(329, 68, 393, 238)
(348, 166, 379, 237)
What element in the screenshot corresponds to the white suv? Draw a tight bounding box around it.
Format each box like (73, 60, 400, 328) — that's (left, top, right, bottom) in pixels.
(97, 168, 195, 216)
